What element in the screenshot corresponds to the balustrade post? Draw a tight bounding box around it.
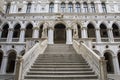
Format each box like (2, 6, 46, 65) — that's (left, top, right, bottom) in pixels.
(48, 27, 54, 44)
(99, 57, 108, 80)
(15, 56, 23, 80)
(66, 27, 72, 44)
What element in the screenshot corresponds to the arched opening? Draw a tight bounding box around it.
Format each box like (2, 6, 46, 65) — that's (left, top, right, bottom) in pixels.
(83, 2, 88, 13)
(1, 24, 9, 38)
(77, 24, 81, 38)
(104, 52, 114, 74)
(76, 2, 81, 13)
(49, 2, 54, 13)
(6, 52, 16, 73)
(13, 24, 21, 38)
(117, 52, 120, 69)
(39, 24, 43, 38)
(100, 23, 108, 38)
(61, 2, 66, 12)
(25, 23, 33, 38)
(87, 23, 96, 38)
(0, 52, 3, 69)
(68, 2, 73, 13)
(112, 23, 120, 38)
(20, 50, 25, 56)
(54, 23, 66, 43)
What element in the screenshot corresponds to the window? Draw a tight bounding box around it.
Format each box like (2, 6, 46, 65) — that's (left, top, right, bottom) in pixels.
(76, 2, 81, 13)
(102, 3, 107, 13)
(49, 3, 54, 13)
(6, 3, 11, 14)
(26, 3, 31, 13)
(83, 2, 88, 13)
(91, 2, 95, 13)
(61, 3, 65, 12)
(68, 2, 73, 13)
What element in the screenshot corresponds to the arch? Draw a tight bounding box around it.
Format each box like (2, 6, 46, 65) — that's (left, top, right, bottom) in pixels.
(0, 51, 3, 69)
(87, 23, 96, 38)
(25, 23, 33, 38)
(61, 2, 66, 12)
(26, 2, 31, 13)
(104, 52, 114, 74)
(39, 24, 43, 38)
(54, 23, 66, 43)
(68, 2, 73, 13)
(76, 2, 81, 13)
(83, 2, 88, 12)
(77, 24, 81, 38)
(90, 2, 95, 12)
(49, 2, 54, 13)
(6, 3, 11, 13)
(100, 23, 108, 37)
(13, 23, 21, 38)
(6, 51, 16, 73)
(1, 23, 9, 38)
(112, 23, 120, 37)
(117, 52, 120, 69)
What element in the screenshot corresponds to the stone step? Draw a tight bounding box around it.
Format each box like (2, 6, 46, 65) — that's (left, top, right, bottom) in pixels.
(33, 63, 88, 65)
(31, 65, 90, 68)
(27, 71, 95, 75)
(29, 68, 93, 71)
(24, 75, 98, 79)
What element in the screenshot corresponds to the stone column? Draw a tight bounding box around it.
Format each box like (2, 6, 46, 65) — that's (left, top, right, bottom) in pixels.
(66, 2, 68, 13)
(81, 27, 87, 38)
(1, 56, 8, 74)
(31, 2, 35, 13)
(108, 28, 114, 42)
(0, 28, 2, 38)
(19, 28, 25, 42)
(113, 56, 120, 74)
(7, 28, 14, 42)
(73, 2, 76, 13)
(32, 27, 39, 38)
(95, 28, 101, 42)
(66, 27, 72, 44)
(81, 2, 84, 13)
(54, 0, 59, 13)
(48, 27, 54, 44)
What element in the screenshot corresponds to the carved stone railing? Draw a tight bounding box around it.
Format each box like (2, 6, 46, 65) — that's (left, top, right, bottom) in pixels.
(0, 38, 7, 42)
(73, 40, 108, 80)
(15, 39, 47, 80)
(114, 38, 120, 42)
(12, 38, 19, 42)
(101, 38, 109, 42)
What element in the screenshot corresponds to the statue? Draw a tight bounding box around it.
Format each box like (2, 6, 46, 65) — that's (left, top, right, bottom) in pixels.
(41, 23, 47, 38)
(73, 23, 78, 39)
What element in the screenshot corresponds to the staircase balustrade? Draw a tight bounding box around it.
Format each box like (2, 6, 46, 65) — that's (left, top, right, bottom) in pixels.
(73, 40, 108, 80)
(15, 39, 47, 80)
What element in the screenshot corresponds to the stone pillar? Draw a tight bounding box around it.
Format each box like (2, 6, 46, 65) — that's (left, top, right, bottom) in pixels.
(31, 2, 35, 13)
(73, 2, 76, 13)
(1, 56, 8, 74)
(66, 2, 68, 13)
(108, 28, 114, 42)
(81, 27, 87, 38)
(48, 27, 54, 44)
(66, 27, 72, 44)
(0, 28, 2, 38)
(54, 0, 59, 13)
(19, 28, 25, 42)
(113, 56, 120, 74)
(95, 28, 101, 42)
(81, 2, 84, 13)
(32, 27, 39, 38)
(7, 28, 14, 42)
(42, 23, 48, 39)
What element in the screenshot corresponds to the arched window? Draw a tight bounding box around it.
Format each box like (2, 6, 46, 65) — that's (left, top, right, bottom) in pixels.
(6, 3, 11, 14)
(49, 3, 54, 13)
(83, 2, 88, 13)
(68, 2, 73, 13)
(25, 23, 33, 38)
(1, 24, 9, 38)
(91, 2, 95, 13)
(117, 52, 120, 69)
(104, 52, 114, 74)
(6, 52, 16, 73)
(100, 24, 108, 37)
(61, 2, 66, 12)
(77, 24, 81, 38)
(13, 24, 21, 38)
(112, 24, 120, 37)
(76, 2, 81, 13)
(102, 3, 107, 13)
(0, 52, 3, 69)
(39, 24, 43, 38)
(26, 2, 31, 13)
(87, 23, 96, 38)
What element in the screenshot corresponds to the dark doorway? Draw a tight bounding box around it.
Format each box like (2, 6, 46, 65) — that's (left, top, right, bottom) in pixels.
(54, 24, 66, 44)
